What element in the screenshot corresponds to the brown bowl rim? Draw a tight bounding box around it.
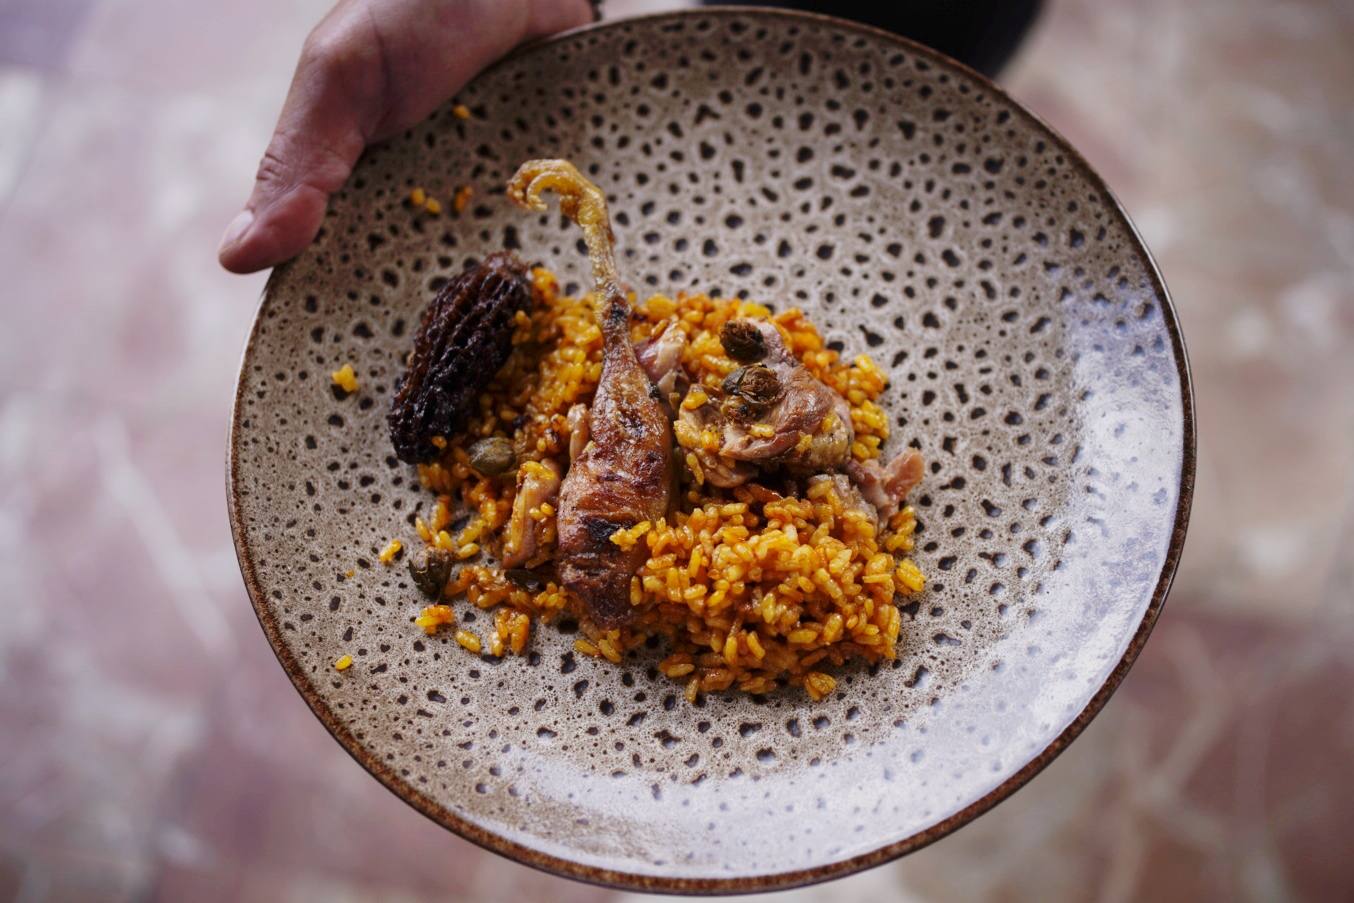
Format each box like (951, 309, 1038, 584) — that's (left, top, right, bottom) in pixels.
(226, 6, 1196, 895)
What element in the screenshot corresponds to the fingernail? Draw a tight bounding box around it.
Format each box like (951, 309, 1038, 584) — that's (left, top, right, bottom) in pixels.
(219, 209, 254, 254)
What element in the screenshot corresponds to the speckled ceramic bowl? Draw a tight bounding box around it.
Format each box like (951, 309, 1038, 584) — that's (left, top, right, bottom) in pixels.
(228, 8, 1193, 894)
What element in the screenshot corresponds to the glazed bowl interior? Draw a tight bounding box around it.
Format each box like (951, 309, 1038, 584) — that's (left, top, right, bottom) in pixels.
(228, 8, 1192, 893)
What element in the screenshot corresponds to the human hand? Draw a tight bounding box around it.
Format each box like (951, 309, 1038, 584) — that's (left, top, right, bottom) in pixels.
(218, 0, 596, 274)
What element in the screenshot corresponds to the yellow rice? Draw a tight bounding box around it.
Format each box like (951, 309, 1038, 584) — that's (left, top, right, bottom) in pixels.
(331, 363, 359, 394)
(378, 538, 402, 564)
(407, 268, 923, 700)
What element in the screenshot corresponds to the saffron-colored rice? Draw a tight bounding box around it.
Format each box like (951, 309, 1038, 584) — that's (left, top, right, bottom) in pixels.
(405, 268, 924, 699)
(331, 363, 359, 394)
(378, 538, 402, 564)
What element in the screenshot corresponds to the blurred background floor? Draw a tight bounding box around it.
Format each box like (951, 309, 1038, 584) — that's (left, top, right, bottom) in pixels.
(0, 0, 1351, 900)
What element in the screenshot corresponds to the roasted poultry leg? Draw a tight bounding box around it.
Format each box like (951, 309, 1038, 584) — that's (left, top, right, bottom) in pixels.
(507, 160, 673, 627)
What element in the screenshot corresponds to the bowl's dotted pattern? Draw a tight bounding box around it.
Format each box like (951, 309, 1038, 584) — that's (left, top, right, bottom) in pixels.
(232, 13, 1185, 882)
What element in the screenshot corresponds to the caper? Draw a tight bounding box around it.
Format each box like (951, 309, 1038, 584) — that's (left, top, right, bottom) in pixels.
(408, 546, 455, 599)
(467, 436, 516, 476)
(505, 568, 545, 593)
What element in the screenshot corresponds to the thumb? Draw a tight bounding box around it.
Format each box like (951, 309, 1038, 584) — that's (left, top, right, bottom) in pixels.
(219, 0, 598, 275)
(218, 5, 381, 274)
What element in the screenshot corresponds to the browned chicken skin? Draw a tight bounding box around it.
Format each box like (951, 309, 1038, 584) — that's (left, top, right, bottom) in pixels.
(507, 160, 673, 627)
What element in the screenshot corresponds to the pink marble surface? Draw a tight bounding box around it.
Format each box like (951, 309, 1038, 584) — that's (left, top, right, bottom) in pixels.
(0, 0, 1350, 900)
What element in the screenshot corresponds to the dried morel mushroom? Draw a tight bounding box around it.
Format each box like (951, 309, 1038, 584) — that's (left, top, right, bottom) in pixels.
(388, 252, 531, 462)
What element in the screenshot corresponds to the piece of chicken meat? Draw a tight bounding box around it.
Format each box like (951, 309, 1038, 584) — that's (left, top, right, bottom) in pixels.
(634, 318, 688, 410)
(507, 159, 673, 627)
(676, 396, 758, 488)
(501, 459, 561, 569)
(678, 318, 853, 486)
(845, 449, 925, 521)
(807, 473, 882, 531)
(565, 403, 589, 464)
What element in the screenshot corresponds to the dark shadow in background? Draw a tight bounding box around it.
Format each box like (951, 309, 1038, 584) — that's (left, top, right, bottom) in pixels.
(707, 0, 1043, 77)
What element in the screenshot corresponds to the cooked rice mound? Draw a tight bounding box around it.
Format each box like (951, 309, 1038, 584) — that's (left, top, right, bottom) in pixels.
(411, 268, 924, 701)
